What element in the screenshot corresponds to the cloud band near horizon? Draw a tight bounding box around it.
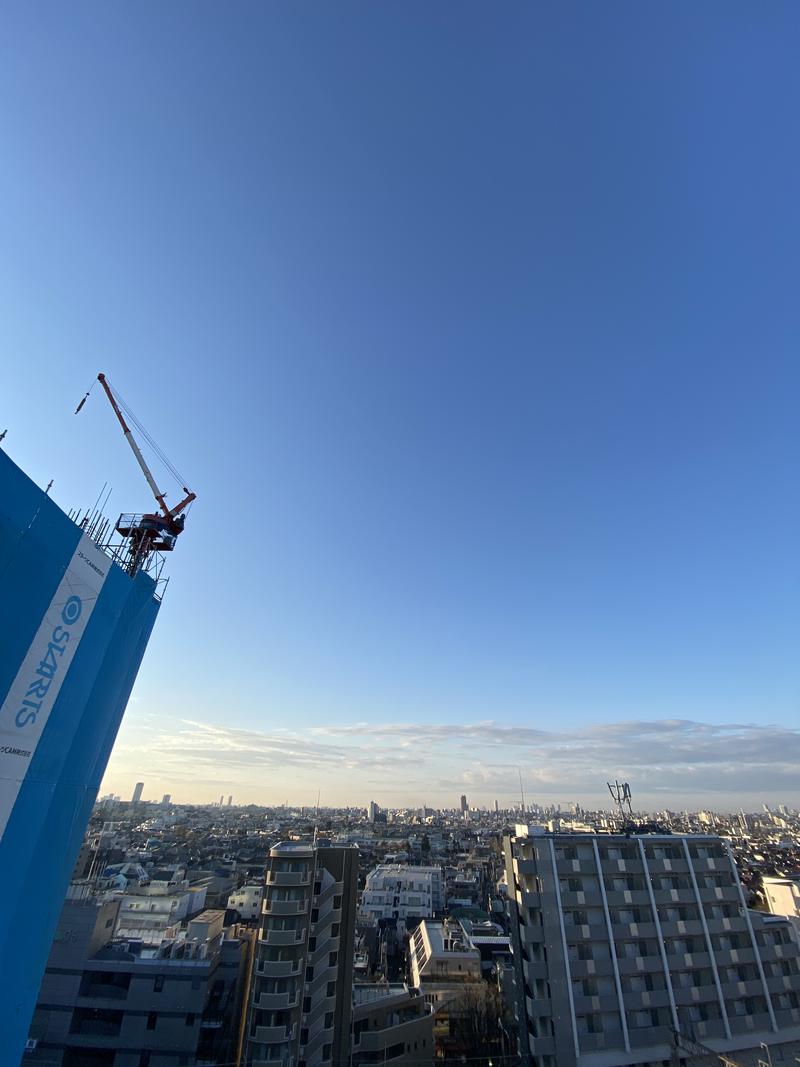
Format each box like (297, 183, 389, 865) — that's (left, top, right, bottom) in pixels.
(102, 715, 800, 809)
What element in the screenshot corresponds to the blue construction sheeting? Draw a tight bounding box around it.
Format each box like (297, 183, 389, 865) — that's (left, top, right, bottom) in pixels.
(0, 448, 160, 1064)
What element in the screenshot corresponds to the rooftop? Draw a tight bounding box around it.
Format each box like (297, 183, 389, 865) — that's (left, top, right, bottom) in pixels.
(269, 841, 315, 857)
(353, 983, 415, 1005)
(419, 920, 478, 958)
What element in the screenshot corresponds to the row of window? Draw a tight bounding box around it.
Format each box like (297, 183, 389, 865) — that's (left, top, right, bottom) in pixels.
(561, 902, 740, 926)
(546, 843, 728, 865)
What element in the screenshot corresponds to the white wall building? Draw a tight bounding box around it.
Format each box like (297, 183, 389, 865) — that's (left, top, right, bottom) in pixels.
(505, 828, 800, 1067)
(226, 882, 264, 922)
(361, 865, 444, 921)
(98, 868, 209, 945)
(763, 876, 800, 935)
(763, 876, 800, 917)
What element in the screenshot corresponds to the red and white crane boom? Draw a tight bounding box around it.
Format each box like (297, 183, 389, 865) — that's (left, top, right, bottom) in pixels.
(75, 372, 196, 559)
(95, 373, 195, 535)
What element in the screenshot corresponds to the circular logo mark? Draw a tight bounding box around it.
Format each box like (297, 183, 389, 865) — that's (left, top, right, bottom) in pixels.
(61, 596, 82, 625)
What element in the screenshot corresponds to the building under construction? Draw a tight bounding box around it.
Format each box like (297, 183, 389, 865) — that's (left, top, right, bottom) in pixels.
(0, 374, 195, 1065)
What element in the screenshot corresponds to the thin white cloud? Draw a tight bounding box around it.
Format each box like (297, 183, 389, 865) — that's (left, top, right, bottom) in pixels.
(103, 715, 800, 808)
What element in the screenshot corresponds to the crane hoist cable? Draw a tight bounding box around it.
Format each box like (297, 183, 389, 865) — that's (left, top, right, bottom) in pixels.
(75, 372, 196, 546)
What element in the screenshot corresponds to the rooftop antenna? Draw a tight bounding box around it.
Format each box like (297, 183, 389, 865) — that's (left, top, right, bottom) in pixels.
(607, 780, 634, 827)
(313, 789, 320, 846)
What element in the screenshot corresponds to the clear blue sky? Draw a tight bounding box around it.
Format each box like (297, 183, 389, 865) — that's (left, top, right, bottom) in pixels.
(2, 2, 799, 809)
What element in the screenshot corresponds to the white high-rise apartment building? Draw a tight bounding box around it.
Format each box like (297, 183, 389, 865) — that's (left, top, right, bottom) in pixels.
(505, 827, 800, 1067)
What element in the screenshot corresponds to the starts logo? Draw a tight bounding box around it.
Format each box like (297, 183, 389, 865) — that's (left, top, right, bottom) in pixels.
(15, 595, 84, 729)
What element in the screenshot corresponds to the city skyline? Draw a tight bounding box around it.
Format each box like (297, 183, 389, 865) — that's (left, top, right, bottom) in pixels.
(101, 712, 800, 810)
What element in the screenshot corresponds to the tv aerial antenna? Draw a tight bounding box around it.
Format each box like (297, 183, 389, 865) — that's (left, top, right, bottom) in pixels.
(607, 779, 634, 826)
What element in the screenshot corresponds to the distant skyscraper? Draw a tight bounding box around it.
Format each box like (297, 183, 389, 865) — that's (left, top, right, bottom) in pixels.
(494, 799, 499, 813)
(218, 794, 223, 807)
(161, 794, 171, 806)
(368, 800, 379, 823)
(227, 795, 233, 806)
(460, 794, 468, 814)
(131, 782, 144, 804)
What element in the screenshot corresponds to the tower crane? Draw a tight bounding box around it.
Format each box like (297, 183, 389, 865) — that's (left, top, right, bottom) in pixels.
(75, 372, 196, 571)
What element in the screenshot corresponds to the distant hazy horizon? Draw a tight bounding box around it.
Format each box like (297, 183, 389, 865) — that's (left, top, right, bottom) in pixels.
(100, 713, 800, 812)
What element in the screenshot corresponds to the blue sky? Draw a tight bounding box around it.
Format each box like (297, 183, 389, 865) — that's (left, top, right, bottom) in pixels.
(2, 3, 799, 809)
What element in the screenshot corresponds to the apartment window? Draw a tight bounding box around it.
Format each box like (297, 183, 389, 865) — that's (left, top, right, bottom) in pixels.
(311, 908, 319, 924)
(305, 966, 314, 982)
(303, 996, 311, 1013)
(329, 951, 338, 967)
(333, 895, 342, 909)
(146, 1012, 157, 1031)
(308, 937, 317, 952)
(324, 1011, 334, 1029)
(300, 1027, 309, 1045)
(70, 1007, 123, 1037)
(632, 1008, 661, 1029)
(78, 970, 131, 1000)
(153, 975, 165, 993)
(322, 1043, 332, 1061)
(331, 922, 340, 937)
(578, 1014, 602, 1034)
(139, 1056, 151, 1067)
(327, 981, 336, 998)
(185, 1013, 195, 1027)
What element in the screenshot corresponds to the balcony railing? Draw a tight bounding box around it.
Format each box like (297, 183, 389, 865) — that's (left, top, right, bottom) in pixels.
(254, 991, 301, 1011)
(264, 898, 309, 917)
(267, 871, 311, 887)
(260, 928, 305, 947)
(256, 959, 302, 978)
(251, 1023, 296, 1044)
